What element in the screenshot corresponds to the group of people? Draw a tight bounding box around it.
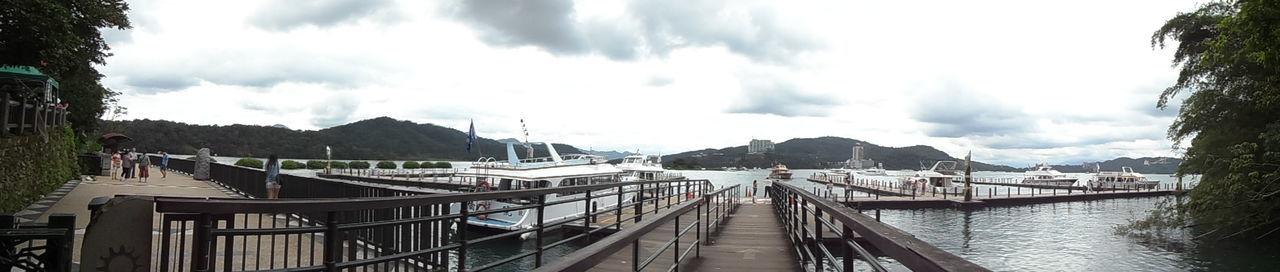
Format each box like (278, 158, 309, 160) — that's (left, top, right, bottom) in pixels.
(110, 149, 169, 183)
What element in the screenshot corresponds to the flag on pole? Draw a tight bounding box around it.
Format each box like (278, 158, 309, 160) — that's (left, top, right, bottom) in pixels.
(467, 120, 477, 152)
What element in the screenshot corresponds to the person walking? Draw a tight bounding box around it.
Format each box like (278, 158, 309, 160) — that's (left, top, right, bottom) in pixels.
(138, 151, 151, 183)
(110, 151, 122, 180)
(159, 151, 169, 178)
(120, 150, 134, 180)
(752, 180, 759, 204)
(265, 154, 282, 199)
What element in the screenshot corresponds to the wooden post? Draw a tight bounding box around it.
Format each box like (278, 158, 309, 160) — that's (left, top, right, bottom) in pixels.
(0, 93, 9, 137)
(16, 100, 27, 135)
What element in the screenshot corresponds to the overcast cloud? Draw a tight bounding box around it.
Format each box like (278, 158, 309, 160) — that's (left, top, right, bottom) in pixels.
(99, 0, 1203, 166)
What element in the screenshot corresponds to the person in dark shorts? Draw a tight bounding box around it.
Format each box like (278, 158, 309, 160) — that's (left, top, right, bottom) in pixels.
(265, 155, 281, 199)
(752, 180, 759, 203)
(138, 151, 151, 183)
(159, 151, 169, 178)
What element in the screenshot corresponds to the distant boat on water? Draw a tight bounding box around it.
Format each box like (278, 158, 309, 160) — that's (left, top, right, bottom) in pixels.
(768, 163, 793, 180)
(1088, 167, 1159, 190)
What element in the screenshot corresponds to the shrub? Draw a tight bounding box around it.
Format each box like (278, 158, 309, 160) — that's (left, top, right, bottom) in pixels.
(306, 160, 327, 169)
(329, 161, 349, 169)
(187, 156, 217, 162)
(349, 161, 371, 169)
(376, 161, 396, 169)
(235, 158, 264, 169)
(420, 161, 433, 168)
(402, 161, 420, 169)
(281, 160, 305, 170)
(435, 162, 453, 169)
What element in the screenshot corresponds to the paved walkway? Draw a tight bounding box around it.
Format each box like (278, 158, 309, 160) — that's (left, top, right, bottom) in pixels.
(22, 167, 236, 263)
(590, 204, 799, 271)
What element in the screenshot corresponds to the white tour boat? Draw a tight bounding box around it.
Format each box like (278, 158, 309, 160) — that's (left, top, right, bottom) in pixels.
(615, 154, 684, 181)
(1088, 167, 1159, 190)
(902, 161, 964, 190)
(452, 142, 633, 232)
(1020, 164, 1078, 186)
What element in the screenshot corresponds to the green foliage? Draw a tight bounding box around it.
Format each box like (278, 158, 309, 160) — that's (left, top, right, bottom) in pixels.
(376, 161, 396, 169)
(349, 161, 371, 169)
(186, 156, 216, 162)
(402, 161, 420, 169)
(329, 161, 348, 169)
(280, 160, 305, 170)
(434, 162, 452, 169)
(306, 160, 327, 170)
(234, 158, 264, 169)
(419, 162, 433, 168)
(0, 0, 131, 134)
(95, 117, 586, 161)
(0, 127, 78, 212)
(666, 158, 702, 170)
(1128, 0, 1280, 239)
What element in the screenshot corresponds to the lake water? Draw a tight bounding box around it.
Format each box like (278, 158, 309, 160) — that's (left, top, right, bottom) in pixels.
(183, 157, 1274, 271)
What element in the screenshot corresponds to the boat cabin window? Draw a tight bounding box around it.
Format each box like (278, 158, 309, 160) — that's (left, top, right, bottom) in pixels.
(499, 179, 513, 191)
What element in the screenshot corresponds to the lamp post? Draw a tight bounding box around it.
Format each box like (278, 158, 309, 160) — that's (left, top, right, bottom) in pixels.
(325, 146, 332, 175)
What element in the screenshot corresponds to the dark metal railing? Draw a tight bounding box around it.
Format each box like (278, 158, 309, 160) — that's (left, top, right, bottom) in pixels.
(1, 92, 68, 138)
(0, 214, 75, 271)
(148, 175, 716, 272)
(770, 182, 988, 272)
(533, 184, 741, 272)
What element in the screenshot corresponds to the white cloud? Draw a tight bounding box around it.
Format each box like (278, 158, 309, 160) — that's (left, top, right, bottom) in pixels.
(101, 0, 1202, 166)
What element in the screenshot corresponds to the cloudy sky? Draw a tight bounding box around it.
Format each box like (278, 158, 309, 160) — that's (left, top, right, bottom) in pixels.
(100, 0, 1204, 166)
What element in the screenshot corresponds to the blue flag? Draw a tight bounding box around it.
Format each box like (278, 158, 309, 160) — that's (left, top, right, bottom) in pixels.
(467, 120, 476, 152)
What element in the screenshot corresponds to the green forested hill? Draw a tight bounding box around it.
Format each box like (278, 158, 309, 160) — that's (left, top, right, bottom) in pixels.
(661, 136, 1019, 171)
(98, 117, 582, 160)
(1051, 157, 1182, 174)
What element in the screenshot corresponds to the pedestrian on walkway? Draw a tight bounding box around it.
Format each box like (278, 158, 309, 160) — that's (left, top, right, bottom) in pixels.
(138, 151, 151, 183)
(110, 151, 122, 180)
(120, 150, 134, 180)
(265, 154, 282, 199)
(159, 151, 169, 178)
(752, 180, 758, 204)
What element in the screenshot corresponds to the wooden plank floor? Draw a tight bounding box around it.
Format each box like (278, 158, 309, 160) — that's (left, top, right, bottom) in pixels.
(589, 204, 800, 271)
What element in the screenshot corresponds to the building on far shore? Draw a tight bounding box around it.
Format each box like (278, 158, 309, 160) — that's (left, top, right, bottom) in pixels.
(848, 143, 876, 169)
(748, 139, 775, 154)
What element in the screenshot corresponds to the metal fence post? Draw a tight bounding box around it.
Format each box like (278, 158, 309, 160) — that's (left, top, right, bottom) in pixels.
(324, 211, 338, 271)
(535, 195, 546, 266)
(47, 214, 75, 272)
(459, 201, 470, 272)
(192, 214, 213, 272)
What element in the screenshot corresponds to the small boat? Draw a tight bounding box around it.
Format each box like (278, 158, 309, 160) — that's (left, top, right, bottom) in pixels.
(855, 165, 888, 176)
(1020, 164, 1077, 186)
(809, 168, 851, 183)
(1088, 167, 1159, 190)
(768, 163, 793, 180)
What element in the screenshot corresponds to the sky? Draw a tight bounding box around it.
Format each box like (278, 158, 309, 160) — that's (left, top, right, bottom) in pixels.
(98, 0, 1207, 166)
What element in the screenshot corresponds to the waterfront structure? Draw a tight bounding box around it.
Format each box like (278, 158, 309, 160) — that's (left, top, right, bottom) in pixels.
(747, 139, 774, 154)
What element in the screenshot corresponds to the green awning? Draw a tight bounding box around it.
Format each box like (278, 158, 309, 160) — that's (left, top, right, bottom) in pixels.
(0, 65, 59, 89)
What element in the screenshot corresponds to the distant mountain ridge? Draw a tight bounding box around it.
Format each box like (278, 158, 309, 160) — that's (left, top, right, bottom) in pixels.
(1049, 157, 1182, 174)
(99, 117, 582, 161)
(661, 136, 1019, 171)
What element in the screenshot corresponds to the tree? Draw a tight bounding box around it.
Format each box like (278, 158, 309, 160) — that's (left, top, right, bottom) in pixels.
(402, 161, 420, 169)
(349, 161, 370, 169)
(329, 161, 348, 169)
(280, 160, 305, 170)
(306, 160, 327, 170)
(376, 161, 396, 169)
(1136, 0, 1280, 239)
(0, 0, 131, 135)
(234, 158, 264, 169)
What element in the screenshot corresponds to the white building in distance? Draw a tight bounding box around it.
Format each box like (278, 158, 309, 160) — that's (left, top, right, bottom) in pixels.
(748, 139, 775, 154)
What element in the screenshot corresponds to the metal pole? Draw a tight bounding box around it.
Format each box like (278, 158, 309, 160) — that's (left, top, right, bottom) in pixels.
(535, 195, 546, 266)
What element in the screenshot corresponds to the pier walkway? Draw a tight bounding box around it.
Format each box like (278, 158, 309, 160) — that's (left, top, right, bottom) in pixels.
(584, 203, 799, 272)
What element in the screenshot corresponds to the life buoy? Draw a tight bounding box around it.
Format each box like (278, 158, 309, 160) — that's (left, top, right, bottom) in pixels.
(475, 201, 492, 220)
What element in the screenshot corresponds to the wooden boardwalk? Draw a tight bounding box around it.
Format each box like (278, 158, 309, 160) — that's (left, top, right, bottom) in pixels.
(589, 204, 799, 271)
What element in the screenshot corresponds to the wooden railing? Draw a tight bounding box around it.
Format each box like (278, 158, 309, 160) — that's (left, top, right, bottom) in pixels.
(1, 92, 68, 137)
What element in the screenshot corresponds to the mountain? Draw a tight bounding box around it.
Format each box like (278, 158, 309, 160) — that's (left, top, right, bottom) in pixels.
(98, 117, 583, 161)
(661, 136, 1019, 171)
(583, 150, 639, 160)
(1049, 157, 1182, 174)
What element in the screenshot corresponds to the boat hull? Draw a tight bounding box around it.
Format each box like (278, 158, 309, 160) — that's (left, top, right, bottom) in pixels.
(1021, 178, 1077, 186)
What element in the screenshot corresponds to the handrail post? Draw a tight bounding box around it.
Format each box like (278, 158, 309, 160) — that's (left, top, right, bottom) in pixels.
(814, 208, 824, 271)
(696, 196, 702, 258)
(47, 214, 75, 272)
(843, 224, 855, 271)
(535, 195, 546, 266)
(459, 201, 470, 272)
(616, 184, 624, 230)
(583, 190, 592, 243)
(673, 211, 680, 272)
(192, 214, 213, 272)
(324, 211, 338, 271)
(636, 183, 644, 222)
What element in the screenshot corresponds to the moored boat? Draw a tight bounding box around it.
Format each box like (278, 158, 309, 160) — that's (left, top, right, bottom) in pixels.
(768, 163, 793, 180)
(1088, 167, 1159, 190)
(1020, 164, 1078, 186)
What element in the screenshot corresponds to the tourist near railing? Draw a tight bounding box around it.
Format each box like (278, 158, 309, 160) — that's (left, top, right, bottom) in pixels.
(142, 157, 717, 271)
(0, 214, 75, 271)
(534, 184, 741, 272)
(769, 182, 989, 272)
